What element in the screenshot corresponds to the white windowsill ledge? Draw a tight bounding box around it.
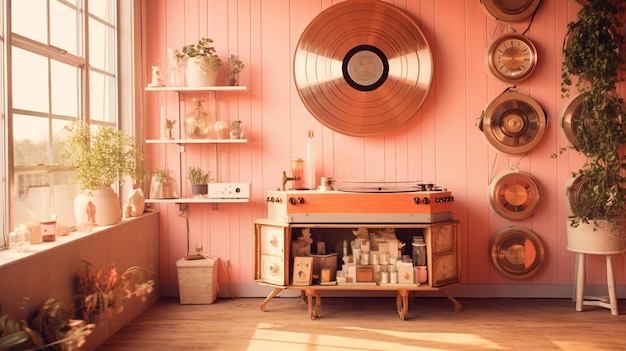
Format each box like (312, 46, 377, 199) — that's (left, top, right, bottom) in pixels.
(0, 210, 157, 269)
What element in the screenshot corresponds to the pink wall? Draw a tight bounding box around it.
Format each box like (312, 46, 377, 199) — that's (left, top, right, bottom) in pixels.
(143, 0, 625, 296)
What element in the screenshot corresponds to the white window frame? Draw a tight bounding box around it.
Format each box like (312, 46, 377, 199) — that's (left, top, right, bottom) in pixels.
(1, 0, 143, 250)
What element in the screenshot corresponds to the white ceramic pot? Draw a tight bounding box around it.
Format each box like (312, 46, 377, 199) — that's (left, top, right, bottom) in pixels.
(185, 57, 219, 87)
(74, 187, 122, 227)
(566, 219, 626, 254)
(127, 187, 145, 216)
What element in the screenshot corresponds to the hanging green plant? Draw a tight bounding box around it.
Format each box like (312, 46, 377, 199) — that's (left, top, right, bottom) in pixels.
(557, 0, 626, 230)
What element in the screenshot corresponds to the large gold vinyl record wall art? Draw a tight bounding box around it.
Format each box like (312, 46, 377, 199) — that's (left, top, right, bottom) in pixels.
(293, 0, 433, 137)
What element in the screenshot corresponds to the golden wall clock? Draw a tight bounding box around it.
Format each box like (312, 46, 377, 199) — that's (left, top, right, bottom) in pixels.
(485, 33, 538, 84)
(489, 170, 541, 220)
(490, 225, 544, 280)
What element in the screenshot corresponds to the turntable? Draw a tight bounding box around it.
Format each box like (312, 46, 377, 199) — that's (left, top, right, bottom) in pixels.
(266, 180, 454, 224)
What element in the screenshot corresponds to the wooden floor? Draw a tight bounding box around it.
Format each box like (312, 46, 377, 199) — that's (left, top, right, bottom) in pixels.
(97, 296, 626, 351)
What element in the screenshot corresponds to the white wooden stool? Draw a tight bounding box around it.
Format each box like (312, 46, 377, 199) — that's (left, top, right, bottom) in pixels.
(572, 252, 619, 315)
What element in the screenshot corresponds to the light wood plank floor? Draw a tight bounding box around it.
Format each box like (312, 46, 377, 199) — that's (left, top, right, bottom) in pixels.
(97, 296, 626, 351)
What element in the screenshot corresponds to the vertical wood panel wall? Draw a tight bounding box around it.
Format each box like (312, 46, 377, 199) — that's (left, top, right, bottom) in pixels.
(143, 0, 626, 297)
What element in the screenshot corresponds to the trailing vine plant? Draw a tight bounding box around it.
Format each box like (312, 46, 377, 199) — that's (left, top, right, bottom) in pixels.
(556, 0, 626, 229)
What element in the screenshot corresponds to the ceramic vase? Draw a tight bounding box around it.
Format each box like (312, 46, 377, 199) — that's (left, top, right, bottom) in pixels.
(185, 57, 219, 87)
(74, 187, 121, 228)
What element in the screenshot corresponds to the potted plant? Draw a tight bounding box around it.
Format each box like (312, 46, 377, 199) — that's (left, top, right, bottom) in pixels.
(57, 121, 142, 227)
(227, 54, 245, 86)
(187, 165, 213, 198)
(176, 37, 223, 87)
(149, 169, 179, 199)
(557, 0, 626, 252)
(230, 120, 243, 139)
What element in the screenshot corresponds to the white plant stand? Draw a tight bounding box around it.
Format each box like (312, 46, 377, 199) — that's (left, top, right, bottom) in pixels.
(572, 252, 619, 315)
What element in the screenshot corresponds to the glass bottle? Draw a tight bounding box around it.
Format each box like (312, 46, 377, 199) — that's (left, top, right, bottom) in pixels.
(412, 236, 426, 266)
(184, 98, 215, 139)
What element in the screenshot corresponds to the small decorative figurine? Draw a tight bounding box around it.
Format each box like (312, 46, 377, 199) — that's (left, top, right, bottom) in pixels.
(165, 119, 176, 139)
(291, 227, 313, 258)
(147, 65, 165, 87)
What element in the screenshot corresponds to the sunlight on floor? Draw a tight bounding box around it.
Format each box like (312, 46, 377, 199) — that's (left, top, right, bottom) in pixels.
(247, 323, 505, 350)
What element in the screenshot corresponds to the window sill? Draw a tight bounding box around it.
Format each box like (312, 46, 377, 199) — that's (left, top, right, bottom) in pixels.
(0, 210, 158, 269)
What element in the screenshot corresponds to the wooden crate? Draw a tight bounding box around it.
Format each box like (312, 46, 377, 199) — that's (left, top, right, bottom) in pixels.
(176, 257, 220, 304)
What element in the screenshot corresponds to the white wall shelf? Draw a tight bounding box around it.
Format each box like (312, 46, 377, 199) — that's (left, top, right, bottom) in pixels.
(145, 85, 249, 206)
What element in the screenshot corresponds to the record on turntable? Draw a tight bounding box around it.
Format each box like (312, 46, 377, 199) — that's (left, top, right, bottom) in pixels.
(333, 179, 440, 193)
(293, 0, 433, 137)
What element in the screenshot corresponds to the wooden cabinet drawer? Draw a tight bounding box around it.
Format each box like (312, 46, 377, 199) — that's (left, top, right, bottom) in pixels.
(432, 224, 456, 253)
(431, 252, 459, 287)
(259, 225, 285, 256)
(259, 255, 288, 285)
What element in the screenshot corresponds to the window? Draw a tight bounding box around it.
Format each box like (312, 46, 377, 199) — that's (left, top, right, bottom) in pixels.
(3, 0, 121, 249)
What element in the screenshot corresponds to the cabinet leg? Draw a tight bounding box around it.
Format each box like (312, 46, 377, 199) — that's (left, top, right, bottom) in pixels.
(439, 289, 462, 311)
(259, 287, 284, 312)
(396, 290, 409, 320)
(305, 289, 321, 320)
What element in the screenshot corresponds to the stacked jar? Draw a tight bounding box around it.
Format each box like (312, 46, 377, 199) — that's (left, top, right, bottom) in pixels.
(412, 236, 428, 283)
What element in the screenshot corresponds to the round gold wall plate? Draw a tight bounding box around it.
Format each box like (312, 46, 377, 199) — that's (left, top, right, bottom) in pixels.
(490, 226, 544, 280)
(480, 0, 543, 23)
(559, 94, 583, 148)
(564, 174, 589, 216)
(478, 89, 547, 155)
(489, 170, 541, 220)
(293, 0, 433, 137)
(485, 33, 537, 84)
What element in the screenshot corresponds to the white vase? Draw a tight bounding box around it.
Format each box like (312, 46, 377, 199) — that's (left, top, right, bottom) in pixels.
(566, 219, 626, 254)
(185, 57, 219, 87)
(127, 187, 145, 216)
(74, 187, 122, 227)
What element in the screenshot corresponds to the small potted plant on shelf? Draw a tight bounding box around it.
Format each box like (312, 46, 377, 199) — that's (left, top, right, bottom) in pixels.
(230, 120, 243, 139)
(227, 54, 245, 86)
(176, 37, 223, 87)
(57, 121, 142, 227)
(149, 169, 179, 199)
(187, 165, 213, 198)
(556, 0, 626, 252)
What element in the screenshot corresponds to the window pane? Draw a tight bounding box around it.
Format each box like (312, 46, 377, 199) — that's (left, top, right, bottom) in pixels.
(12, 47, 49, 113)
(51, 0, 81, 56)
(89, 17, 115, 73)
(14, 117, 79, 226)
(11, 0, 47, 43)
(51, 60, 79, 117)
(89, 70, 115, 123)
(89, 0, 116, 25)
(13, 114, 50, 166)
(14, 169, 79, 226)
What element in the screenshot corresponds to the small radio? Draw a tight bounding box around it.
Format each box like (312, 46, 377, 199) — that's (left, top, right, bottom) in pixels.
(208, 183, 250, 199)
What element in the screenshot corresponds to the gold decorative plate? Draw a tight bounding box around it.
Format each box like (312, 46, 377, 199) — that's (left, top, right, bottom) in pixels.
(490, 225, 544, 280)
(477, 88, 548, 155)
(293, 0, 433, 137)
(488, 169, 541, 220)
(479, 0, 543, 23)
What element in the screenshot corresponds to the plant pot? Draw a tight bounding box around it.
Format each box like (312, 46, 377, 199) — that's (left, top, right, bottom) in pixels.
(74, 187, 121, 227)
(566, 219, 626, 254)
(126, 187, 145, 217)
(185, 57, 219, 87)
(191, 184, 208, 198)
(150, 172, 178, 199)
